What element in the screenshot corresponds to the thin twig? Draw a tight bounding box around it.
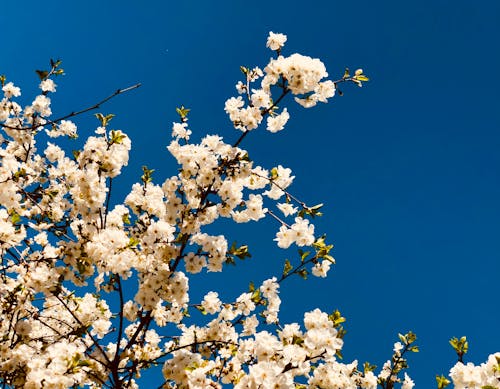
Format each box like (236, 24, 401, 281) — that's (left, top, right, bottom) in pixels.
(1, 83, 141, 131)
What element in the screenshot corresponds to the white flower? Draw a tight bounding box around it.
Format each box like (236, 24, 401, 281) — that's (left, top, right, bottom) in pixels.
(242, 315, 259, 336)
(39, 79, 57, 92)
(266, 108, 289, 133)
(275, 217, 315, 248)
(201, 292, 221, 314)
(31, 94, 52, 116)
(44, 142, 65, 162)
(172, 122, 191, 140)
(235, 80, 246, 94)
(277, 202, 297, 216)
(401, 373, 415, 389)
(393, 341, 404, 356)
(263, 53, 328, 94)
(264, 165, 294, 200)
(266, 32, 287, 51)
(2, 82, 21, 98)
(311, 260, 332, 278)
(250, 89, 271, 109)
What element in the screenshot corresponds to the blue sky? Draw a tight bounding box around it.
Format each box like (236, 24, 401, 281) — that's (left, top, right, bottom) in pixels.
(2, 0, 500, 387)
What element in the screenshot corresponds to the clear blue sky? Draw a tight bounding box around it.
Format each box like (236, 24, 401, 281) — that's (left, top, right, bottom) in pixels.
(3, 0, 500, 387)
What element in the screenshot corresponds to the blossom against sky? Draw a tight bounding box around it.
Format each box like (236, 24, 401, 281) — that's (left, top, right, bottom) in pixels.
(2, 0, 500, 386)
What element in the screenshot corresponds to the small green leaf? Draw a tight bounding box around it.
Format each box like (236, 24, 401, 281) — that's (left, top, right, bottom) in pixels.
(9, 210, 21, 225)
(141, 166, 154, 185)
(13, 168, 26, 181)
(436, 374, 451, 389)
(195, 305, 207, 315)
(363, 362, 377, 373)
(299, 250, 310, 262)
(251, 288, 261, 304)
(95, 113, 105, 125)
(128, 237, 140, 248)
(328, 309, 346, 328)
(122, 214, 131, 224)
(248, 281, 255, 292)
(176, 106, 190, 120)
(229, 243, 251, 260)
(449, 336, 468, 357)
(109, 130, 126, 145)
(283, 259, 292, 276)
(270, 167, 278, 180)
(95, 113, 115, 127)
(35, 70, 49, 80)
(291, 335, 304, 346)
(406, 331, 417, 344)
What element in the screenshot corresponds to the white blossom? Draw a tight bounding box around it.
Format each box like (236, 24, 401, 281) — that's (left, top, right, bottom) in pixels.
(266, 31, 287, 51)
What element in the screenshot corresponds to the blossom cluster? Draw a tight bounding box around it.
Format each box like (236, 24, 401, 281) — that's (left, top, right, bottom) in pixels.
(449, 354, 500, 388)
(1, 31, 491, 389)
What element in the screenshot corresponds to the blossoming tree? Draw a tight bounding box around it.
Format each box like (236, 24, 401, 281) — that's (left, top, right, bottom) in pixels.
(0, 32, 498, 388)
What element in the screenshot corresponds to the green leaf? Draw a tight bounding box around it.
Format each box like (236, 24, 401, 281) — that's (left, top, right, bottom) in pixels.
(343, 67, 350, 79)
(50, 59, 63, 71)
(95, 113, 105, 125)
(9, 210, 21, 225)
(141, 166, 155, 185)
(283, 259, 292, 276)
(363, 362, 377, 373)
(328, 309, 346, 326)
(356, 75, 370, 82)
(122, 214, 131, 224)
(110, 130, 126, 145)
(95, 113, 115, 127)
(270, 167, 278, 180)
(225, 256, 236, 265)
(176, 106, 190, 120)
(0, 75, 5, 87)
(195, 305, 207, 315)
(248, 281, 255, 292)
(406, 331, 417, 344)
(449, 336, 468, 356)
(299, 250, 310, 262)
(13, 168, 26, 181)
(292, 335, 304, 346)
(35, 70, 49, 80)
(128, 237, 140, 248)
(297, 269, 308, 280)
(436, 375, 451, 389)
(229, 243, 251, 260)
(77, 360, 91, 368)
(251, 288, 261, 303)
